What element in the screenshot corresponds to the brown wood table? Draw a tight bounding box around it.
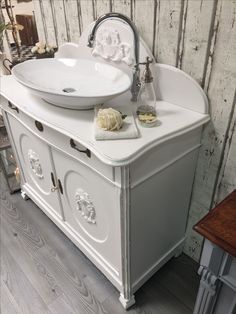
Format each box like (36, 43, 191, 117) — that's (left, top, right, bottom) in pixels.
(193, 190, 236, 314)
(194, 190, 236, 257)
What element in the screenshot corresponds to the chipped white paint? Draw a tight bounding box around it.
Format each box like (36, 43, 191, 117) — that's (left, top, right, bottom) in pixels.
(32, 0, 236, 261)
(155, 0, 183, 66)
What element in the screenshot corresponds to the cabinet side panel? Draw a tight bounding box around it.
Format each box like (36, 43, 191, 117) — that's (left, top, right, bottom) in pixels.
(130, 149, 198, 289)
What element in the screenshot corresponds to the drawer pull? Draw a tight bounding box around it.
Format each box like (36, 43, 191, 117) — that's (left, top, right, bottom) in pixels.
(8, 102, 19, 113)
(35, 120, 44, 132)
(58, 179, 63, 194)
(70, 139, 91, 158)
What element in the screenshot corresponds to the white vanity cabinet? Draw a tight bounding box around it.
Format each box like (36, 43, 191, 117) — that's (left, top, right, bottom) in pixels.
(6, 113, 63, 219)
(1, 63, 209, 309)
(52, 149, 123, 278)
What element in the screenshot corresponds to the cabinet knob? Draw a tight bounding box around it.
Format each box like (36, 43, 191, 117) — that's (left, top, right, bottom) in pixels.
(35, 120, 44, 132)
(8, 102, 19, 113)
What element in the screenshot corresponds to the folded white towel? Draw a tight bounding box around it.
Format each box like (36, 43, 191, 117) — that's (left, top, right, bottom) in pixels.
(94, 105, 139, 140)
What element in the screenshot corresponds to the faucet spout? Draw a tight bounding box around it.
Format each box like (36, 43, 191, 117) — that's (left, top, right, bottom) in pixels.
(88, 13, 141, 102)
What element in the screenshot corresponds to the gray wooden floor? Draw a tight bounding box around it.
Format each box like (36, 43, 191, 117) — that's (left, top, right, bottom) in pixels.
(0, 173, 200, 314)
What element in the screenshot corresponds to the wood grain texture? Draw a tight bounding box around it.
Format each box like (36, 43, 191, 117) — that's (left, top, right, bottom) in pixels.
(1, 243, 51, 314)
(180, 0, 216, 84)
(32, 0, 46, 42)
(133, 0, 156, 53)
(111, 0, 132, 18)
(155, 0, 183, 66)
(40, 0, 57, 46)
(216, 102, 236, 203)
(184, 0, 236, 261)
(194, 190, 236, 257)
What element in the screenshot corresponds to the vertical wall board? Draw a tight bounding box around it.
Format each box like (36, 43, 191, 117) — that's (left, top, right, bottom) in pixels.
(40, 0, 57, 46)
(215, 95, 236, 203)
(154, 0, 183, 66)
(51, 0, 69, 45)
(32, 0, 46, 42)
(111, 0, 132, 18)
(63, 0, 81, 43)
(80, 0, 95, 31)
(184, 0, 236, 261)
(94, 0, 111, 19)
(180, 0, 215, 85)
(133, 0, 156, 54)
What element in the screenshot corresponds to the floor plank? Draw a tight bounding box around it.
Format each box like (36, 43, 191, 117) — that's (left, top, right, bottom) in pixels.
(1, 243, 51, 314)
(0, 173, 200, 313)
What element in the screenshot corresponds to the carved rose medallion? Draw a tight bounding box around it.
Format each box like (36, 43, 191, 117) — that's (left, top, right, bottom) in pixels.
(75, 188, 96, 224)
(28, 149, 43, 179)
(92, 27, 133, 65)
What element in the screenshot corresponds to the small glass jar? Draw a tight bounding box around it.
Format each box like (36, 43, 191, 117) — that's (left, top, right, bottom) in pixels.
(136, 57, 157, 127)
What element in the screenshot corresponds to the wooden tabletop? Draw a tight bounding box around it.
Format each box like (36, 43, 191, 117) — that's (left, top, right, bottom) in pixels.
(194, 190, 236, 257)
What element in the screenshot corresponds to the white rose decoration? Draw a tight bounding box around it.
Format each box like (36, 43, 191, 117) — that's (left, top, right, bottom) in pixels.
(97, 108, 123, 131)
(38, 47, 46, 54)
(31, 46, 38, 53)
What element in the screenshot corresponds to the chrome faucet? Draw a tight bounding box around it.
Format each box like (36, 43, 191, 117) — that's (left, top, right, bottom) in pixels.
(88, 12, 141, 102)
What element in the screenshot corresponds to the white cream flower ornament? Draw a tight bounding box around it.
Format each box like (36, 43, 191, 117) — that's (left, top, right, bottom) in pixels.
(97, 108, 126, 131)
(31, 42, 56, 55)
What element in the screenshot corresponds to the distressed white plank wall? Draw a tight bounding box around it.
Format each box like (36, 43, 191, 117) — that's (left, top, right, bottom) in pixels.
(32, 0, 236, 261)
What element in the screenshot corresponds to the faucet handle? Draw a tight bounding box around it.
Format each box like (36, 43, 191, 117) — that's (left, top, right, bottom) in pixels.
(88, 34, 95, 47)
(138, 56, 153, 66)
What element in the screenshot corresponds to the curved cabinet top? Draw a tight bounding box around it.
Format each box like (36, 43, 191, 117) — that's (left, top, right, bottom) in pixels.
(1, 18, 209, 166)
(1, 71, 209, 166)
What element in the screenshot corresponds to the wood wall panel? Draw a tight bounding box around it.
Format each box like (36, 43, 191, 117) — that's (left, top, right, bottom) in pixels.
(154, 0, 183, 66)
(180, 0, 216, 84)
(32, 0, 236, 262)
(111, 0, 132, 18)
(133, 0, 156, 53)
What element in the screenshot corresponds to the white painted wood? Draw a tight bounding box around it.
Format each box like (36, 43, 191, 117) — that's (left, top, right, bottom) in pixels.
(216, 111, 236, 203)
(80, 0, 95, 32)
(154, 0, 182, 66)
(184, 0, 236, 261)
(6, 114, 63, 220)
(52, 148, 122, 279)
(94, 0, 111, 19)
(51, 0, 68, 45)
(133, 0, 156, 54)
(63, 0, 81, 43)
(0, 18, 209, 305)
(0, 75, 209, 166)
(111, 0, 131, 18)
(180, 0, 215, 84)
(40, 0, 57, 46)
(32, 0, 46, 42)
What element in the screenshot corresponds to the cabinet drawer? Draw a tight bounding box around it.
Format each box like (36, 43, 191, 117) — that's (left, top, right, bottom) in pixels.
(5, 102, 114, 182)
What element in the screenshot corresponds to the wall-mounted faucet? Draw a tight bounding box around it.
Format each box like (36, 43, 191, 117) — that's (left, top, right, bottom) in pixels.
(88, 12, 141, 102)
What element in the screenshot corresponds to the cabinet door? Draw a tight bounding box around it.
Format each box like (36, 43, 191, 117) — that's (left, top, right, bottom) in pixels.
(7, 114, 62, 219)
(52, 149, 122, 275)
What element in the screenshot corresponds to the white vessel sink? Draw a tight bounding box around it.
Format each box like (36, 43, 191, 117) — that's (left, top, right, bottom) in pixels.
(12, 58, 131, 109)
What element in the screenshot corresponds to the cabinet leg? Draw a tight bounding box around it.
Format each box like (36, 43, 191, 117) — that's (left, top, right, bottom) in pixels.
(119, 293, 135, 310)
(21, 190, 29, 200)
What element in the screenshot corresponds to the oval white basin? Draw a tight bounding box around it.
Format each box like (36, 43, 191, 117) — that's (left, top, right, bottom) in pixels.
(12, 58, 132, 109)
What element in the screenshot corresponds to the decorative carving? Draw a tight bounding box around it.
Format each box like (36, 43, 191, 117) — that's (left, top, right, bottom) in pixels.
(75, 188, 96, 224)
(92, 27, 133, 65)
(193, 266, 219, 314)
(28, 149, 43, 179)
